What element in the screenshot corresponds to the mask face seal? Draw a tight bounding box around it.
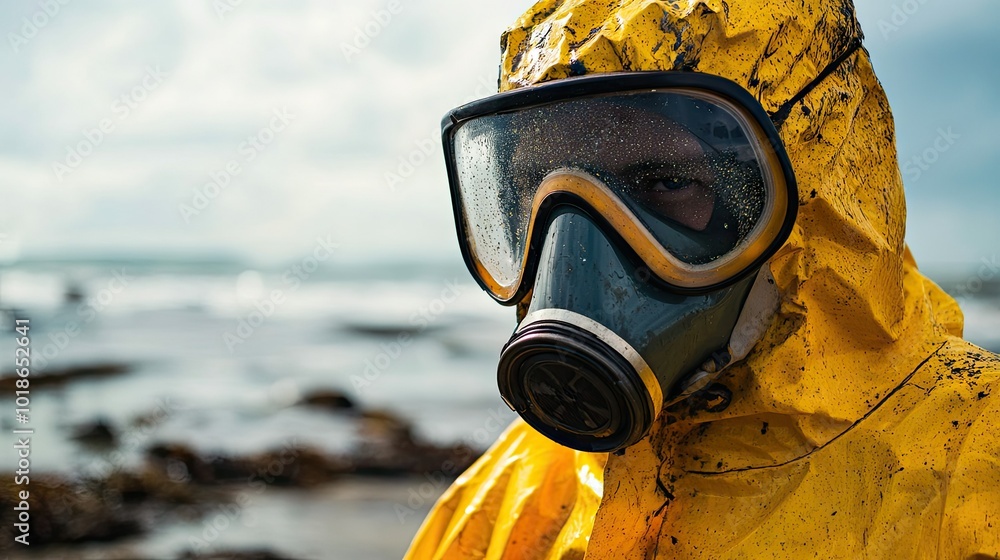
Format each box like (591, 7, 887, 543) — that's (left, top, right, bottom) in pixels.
(442, 72, 798, 453)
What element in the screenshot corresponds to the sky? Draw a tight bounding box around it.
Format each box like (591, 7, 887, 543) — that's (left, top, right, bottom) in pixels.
(0, 0, 997, 272)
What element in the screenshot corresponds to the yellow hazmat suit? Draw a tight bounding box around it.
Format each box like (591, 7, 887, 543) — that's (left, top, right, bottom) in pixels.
(406, 0, 1000, 558)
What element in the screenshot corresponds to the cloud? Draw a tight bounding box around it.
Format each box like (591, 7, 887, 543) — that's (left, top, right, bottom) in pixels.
(0, 0, 996, 268)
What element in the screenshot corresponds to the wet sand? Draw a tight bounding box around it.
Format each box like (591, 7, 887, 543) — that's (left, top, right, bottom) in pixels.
(7, 476, 442, 560)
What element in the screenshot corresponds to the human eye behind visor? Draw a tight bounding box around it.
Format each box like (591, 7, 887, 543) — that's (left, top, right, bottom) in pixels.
(617, 160, 719, 233)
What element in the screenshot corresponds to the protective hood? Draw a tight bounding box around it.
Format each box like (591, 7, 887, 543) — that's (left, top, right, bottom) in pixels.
(499, 0, 962, 424)
(407, 1, 1000, 558)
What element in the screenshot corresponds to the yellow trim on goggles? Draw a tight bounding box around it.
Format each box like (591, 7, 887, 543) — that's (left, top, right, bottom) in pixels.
(469, 167, 790, 302)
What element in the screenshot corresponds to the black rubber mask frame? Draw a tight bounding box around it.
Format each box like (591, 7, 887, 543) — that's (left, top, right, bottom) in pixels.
(442, 71, 800, 306)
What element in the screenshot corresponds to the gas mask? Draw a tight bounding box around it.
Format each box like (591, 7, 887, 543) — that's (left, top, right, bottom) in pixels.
(442, 72, 798, 452)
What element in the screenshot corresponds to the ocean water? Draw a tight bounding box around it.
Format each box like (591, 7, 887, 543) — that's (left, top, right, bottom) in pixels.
(0, 259, 518, 559)
(0, 259, 996, 559)
(0, 260, 519, 473)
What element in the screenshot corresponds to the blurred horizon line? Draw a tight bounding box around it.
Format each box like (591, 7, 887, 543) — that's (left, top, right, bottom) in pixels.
(0, 250, 994, 285)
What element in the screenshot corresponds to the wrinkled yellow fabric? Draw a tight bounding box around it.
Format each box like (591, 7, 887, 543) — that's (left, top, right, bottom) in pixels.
(404, 421, 607, 560)
(406, 1, 1000, 558)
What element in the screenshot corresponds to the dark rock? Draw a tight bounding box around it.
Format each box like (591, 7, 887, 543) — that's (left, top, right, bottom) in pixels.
(357, 409, 417, 447)
(298, 389, 355, 412)
(70, 418, 117, 448)
(351, 410, 482, 477)
(342, 322, 438, 338)
(64, 281, 85, 304)
(94, 468, 207, 506)
(0, 475, 142, 550)
(148, 444, 216, 484)
(179, 549, 300, 560)
(146, 444, 347, 487)
(0, 363, 130, 391)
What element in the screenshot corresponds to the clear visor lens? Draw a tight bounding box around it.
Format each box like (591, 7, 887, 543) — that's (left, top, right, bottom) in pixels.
(452, 90, 778, 295)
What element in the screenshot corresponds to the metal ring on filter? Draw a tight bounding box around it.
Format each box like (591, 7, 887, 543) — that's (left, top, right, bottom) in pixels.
(518, 308, 664, 424)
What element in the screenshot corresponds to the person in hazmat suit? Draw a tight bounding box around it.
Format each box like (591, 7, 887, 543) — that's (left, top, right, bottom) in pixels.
(406, 0, 1000, 557)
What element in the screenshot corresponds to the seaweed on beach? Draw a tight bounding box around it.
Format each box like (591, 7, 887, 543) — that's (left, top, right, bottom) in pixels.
(178, 549, 301, 560)
(0, 363, 130, 391)
(0, 468, 210, 551)
(0, 389, 486, 555)
(143, 409, 483, 485)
